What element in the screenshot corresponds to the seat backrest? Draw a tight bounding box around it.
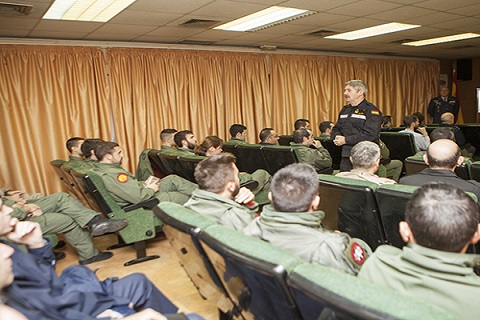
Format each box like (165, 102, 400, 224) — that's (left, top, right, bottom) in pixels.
(278, 135, 294, 146)
(380, 132, 417, 162)
(158, 153, 188, 180)
(236, 144, 270, 174)
(288, 263, 456, 320)
(261, 146, 298, 175)
(471, 162, 480, 182)
(200, 224, 304, 320)
(375, 184, 418, 248)
(457, 124, 480, 157)
(153, 203, 237, 315)
(318, 174, 385, 250)
(58, 163, 97, 209)
(320, 139, 342, 170)
(221, 144, 246, 172)
(178, 155, 206, 183)
(50, 160, 75, 192)
(146, 150, 170, 179)
(404, 158, 428, 175)
(455, 162, 471, 180)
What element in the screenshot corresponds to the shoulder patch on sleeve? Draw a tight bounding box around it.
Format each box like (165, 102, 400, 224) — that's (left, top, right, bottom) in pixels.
(350, 242, 366, 265)
(371, 110, 379, 116)
(117, 173, 129, 183)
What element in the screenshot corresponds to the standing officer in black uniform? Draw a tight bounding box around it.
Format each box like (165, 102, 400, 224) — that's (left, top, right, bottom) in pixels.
(427, 85, 459, 124)
(331, 80, 382, 172)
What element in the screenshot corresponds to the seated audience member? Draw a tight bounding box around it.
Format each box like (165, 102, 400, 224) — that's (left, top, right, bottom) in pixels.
(358, 184, 480, 319)
(399, 139, 480, 199)
(259, 128, 280, 145)
(184, 153, 256, 231)
(224, 124, 249, 145)
(398, 115, 430, 151)
(159, 128, 178, 154)
(94, 141, 197, 206)
(244, 163, 371, 275)
(294, 118, 311, 131)
(440, 112, 475, 157)
(412, 111, 425, 126)
(408, 127, 455, 159)
(318, 121, 334, 140)
(0, 200, 183, 319)
(290, 129, 332, 173)
(3, 190, 127, 265)
(336, 141, 396, 185)
(195, 136, 271, 198)
(65, 137, 85, 167)
(0, 242, 27, 319)
(67, 138, 104, 170)
(380, 115, 392, 131)
(173, 130, 197, 155)
(377, 140, 402, 182)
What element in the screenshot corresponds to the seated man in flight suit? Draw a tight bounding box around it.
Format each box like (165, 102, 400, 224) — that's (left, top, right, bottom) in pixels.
(93, 141, 197, 207)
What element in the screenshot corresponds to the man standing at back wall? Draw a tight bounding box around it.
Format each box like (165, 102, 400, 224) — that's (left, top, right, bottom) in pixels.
(331, 80, 382, 172)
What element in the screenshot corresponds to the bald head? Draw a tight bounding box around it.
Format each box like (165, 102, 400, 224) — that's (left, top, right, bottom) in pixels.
(426, 139, 461, 170)
(440, 112, 454, 124)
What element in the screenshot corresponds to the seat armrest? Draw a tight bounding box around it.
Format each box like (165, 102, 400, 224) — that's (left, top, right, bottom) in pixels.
(123, 198, 160, 211)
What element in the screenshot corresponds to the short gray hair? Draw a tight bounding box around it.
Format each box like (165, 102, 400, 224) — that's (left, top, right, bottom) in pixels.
(350, 141, 380, 169)
(345, 80, 368, 96)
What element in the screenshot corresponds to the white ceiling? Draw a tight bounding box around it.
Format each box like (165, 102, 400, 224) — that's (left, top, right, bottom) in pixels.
(1, 0, 480, 59)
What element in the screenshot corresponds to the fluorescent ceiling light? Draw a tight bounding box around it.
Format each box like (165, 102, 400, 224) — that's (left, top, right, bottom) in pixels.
(214, 6, 316, 32)
(402, 33, 480, 46)
(325, 22, 420, 40)
(43, 0, 136, 22)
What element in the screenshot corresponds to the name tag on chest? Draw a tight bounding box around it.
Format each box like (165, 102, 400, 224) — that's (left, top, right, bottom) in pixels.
(351, 114, 366, 120)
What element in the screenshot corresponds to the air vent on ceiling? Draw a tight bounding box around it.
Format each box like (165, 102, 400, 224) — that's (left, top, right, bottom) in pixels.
(178, 39, 214, 45)
(179, 19, 220, 28)
(0, 2, 32, 15)
(306, 29, 335, 37)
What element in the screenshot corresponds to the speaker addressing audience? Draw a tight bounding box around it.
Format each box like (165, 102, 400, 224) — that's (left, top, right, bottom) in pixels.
(336, 141, 396, 185)
(93, 141, 197, 206)
(399, 139, 480, 200)
(358, 183, 480, 319)
(184, 153, 256, 231)
(244, 163, 371, 275)
(331, 80, 382, 172)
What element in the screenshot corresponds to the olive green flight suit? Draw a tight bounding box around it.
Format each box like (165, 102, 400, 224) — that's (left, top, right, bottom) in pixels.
(290, 143, 332, 173)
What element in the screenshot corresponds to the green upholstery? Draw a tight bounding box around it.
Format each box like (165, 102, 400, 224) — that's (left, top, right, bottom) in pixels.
(70, 168, 161, 266)
(317, 174, 385, 250)
(154, 203, 236, 316)
(289, 263, 456, 320)
(200, 224, 304, 320)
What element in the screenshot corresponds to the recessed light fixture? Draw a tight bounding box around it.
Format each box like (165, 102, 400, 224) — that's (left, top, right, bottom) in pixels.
(43, 0, 136, 22)
(214, 6, 316, 32)
(325, 22, 420, 40)
(402, 33, 480, 46)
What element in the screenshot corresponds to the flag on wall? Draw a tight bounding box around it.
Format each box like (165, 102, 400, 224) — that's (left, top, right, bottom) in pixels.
(452, 61, 464, 124)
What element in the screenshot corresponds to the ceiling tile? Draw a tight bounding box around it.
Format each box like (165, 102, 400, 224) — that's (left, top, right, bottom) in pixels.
(190, 0, 267, 19)
(145, 26, 205, 38)
(110, 11, 180, 26)
(92, 24, 157, 35)
(326, 0, 403, 17)
(366, 5, 435, 21)
(413, 0, 479, 11)
(127, 0, 214, 14)
(34, 20, 102, 33)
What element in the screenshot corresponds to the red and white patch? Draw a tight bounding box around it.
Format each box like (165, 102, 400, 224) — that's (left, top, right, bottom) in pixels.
(350, 242, 366, 264)
(117, 173, 129, 183)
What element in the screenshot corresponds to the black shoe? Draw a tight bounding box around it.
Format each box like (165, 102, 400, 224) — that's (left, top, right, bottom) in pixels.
(79, 251, 113, 265)
(54, 240, 67, 249)
(90, 219, 128, 237)
(54, 251, 66, 261)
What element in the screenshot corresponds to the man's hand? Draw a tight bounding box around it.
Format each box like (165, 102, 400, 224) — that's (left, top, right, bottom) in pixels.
(23, 203, 43, 217)
(5, 220, 45, 249)
(234, 187, 255, 205)
(417, 126, 428, 136)
(334, 135, 346, 146)
(312, 140, 323, 148)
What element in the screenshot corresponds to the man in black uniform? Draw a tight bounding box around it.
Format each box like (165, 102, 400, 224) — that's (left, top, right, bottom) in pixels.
(331, 80, 382, 172)
(428, 85, 459, 124)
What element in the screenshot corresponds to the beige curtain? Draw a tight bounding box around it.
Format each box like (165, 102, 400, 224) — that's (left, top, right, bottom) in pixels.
(270, 54, 439, 134)
(0, 45, 439, 193)
(107, 49, 270, 172)
(0, 45, 110, 194)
